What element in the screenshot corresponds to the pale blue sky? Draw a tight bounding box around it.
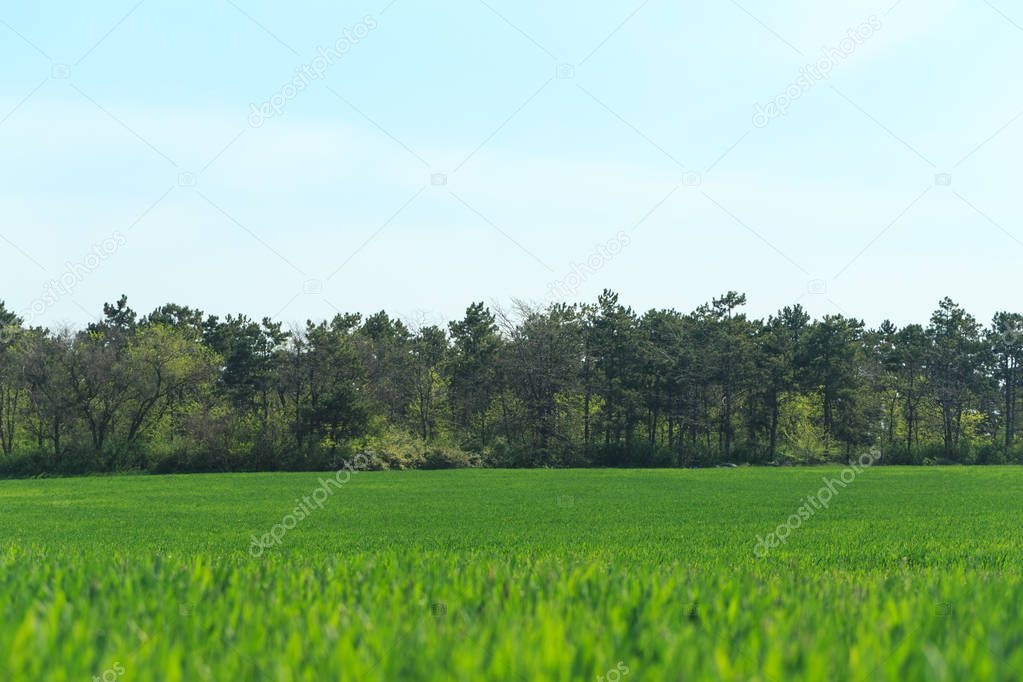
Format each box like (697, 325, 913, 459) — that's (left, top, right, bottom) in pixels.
(1, 0, 1021, 330)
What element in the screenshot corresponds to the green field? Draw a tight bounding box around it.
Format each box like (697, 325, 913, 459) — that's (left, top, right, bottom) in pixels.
(2, 467, 1022, 681)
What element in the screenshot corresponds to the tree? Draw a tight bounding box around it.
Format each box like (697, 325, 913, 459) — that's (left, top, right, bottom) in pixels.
(142, 303, 206, 342)
(358, 312, 416, 425)
(120, 324, 219, 446)
(927, 298, 985, 460)
(758, 305, 809, 458)
(587, 291, 640, 450)
(703, 292, 753, 456)
(3, 290, 1023, 474)
(410, 325, 447, 442)
(447, 303, 501, 449)
(503, 302, 582, 462)
(287, 314, 369, 454)
(887, 323, 930, 456)
(203, 315, 288, 421)
(634, 307, 686, 450)
(800, 315, 864, 455)
(988, 312, 1023, 451)
(0, 302, 23, 455)
(21, 329, 74, 459)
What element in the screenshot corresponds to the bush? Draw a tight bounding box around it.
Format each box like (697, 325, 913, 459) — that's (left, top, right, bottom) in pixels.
(365, 429, 475, 470)
(422, 444, 478, 469)
(971, 443, 1005, 465)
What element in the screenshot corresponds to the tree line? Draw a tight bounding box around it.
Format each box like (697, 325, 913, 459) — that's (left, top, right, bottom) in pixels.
(0, 291, 1020, 475)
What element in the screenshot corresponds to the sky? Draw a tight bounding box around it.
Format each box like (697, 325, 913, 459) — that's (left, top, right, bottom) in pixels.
(1, 0, 1022, 331)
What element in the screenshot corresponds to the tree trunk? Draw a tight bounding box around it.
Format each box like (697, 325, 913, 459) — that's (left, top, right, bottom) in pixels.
(769, 395, 779, 458)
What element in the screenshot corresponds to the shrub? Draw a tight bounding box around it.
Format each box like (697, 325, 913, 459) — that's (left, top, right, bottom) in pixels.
(365, 428, 474, 470)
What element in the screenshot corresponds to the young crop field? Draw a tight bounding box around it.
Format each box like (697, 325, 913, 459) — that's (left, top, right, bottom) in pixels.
(1, 467, 1021, 681)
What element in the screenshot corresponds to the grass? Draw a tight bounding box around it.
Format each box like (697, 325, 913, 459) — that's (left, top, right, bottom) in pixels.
(1, 467, 1022, 681)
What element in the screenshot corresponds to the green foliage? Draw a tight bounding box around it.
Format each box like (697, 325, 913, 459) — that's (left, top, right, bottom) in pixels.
(365, 428, 477, 470)
(0, 293, 1021, 474)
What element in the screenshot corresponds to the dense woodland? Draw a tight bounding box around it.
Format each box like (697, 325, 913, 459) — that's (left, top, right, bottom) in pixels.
(0, 291, 1020, 475)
